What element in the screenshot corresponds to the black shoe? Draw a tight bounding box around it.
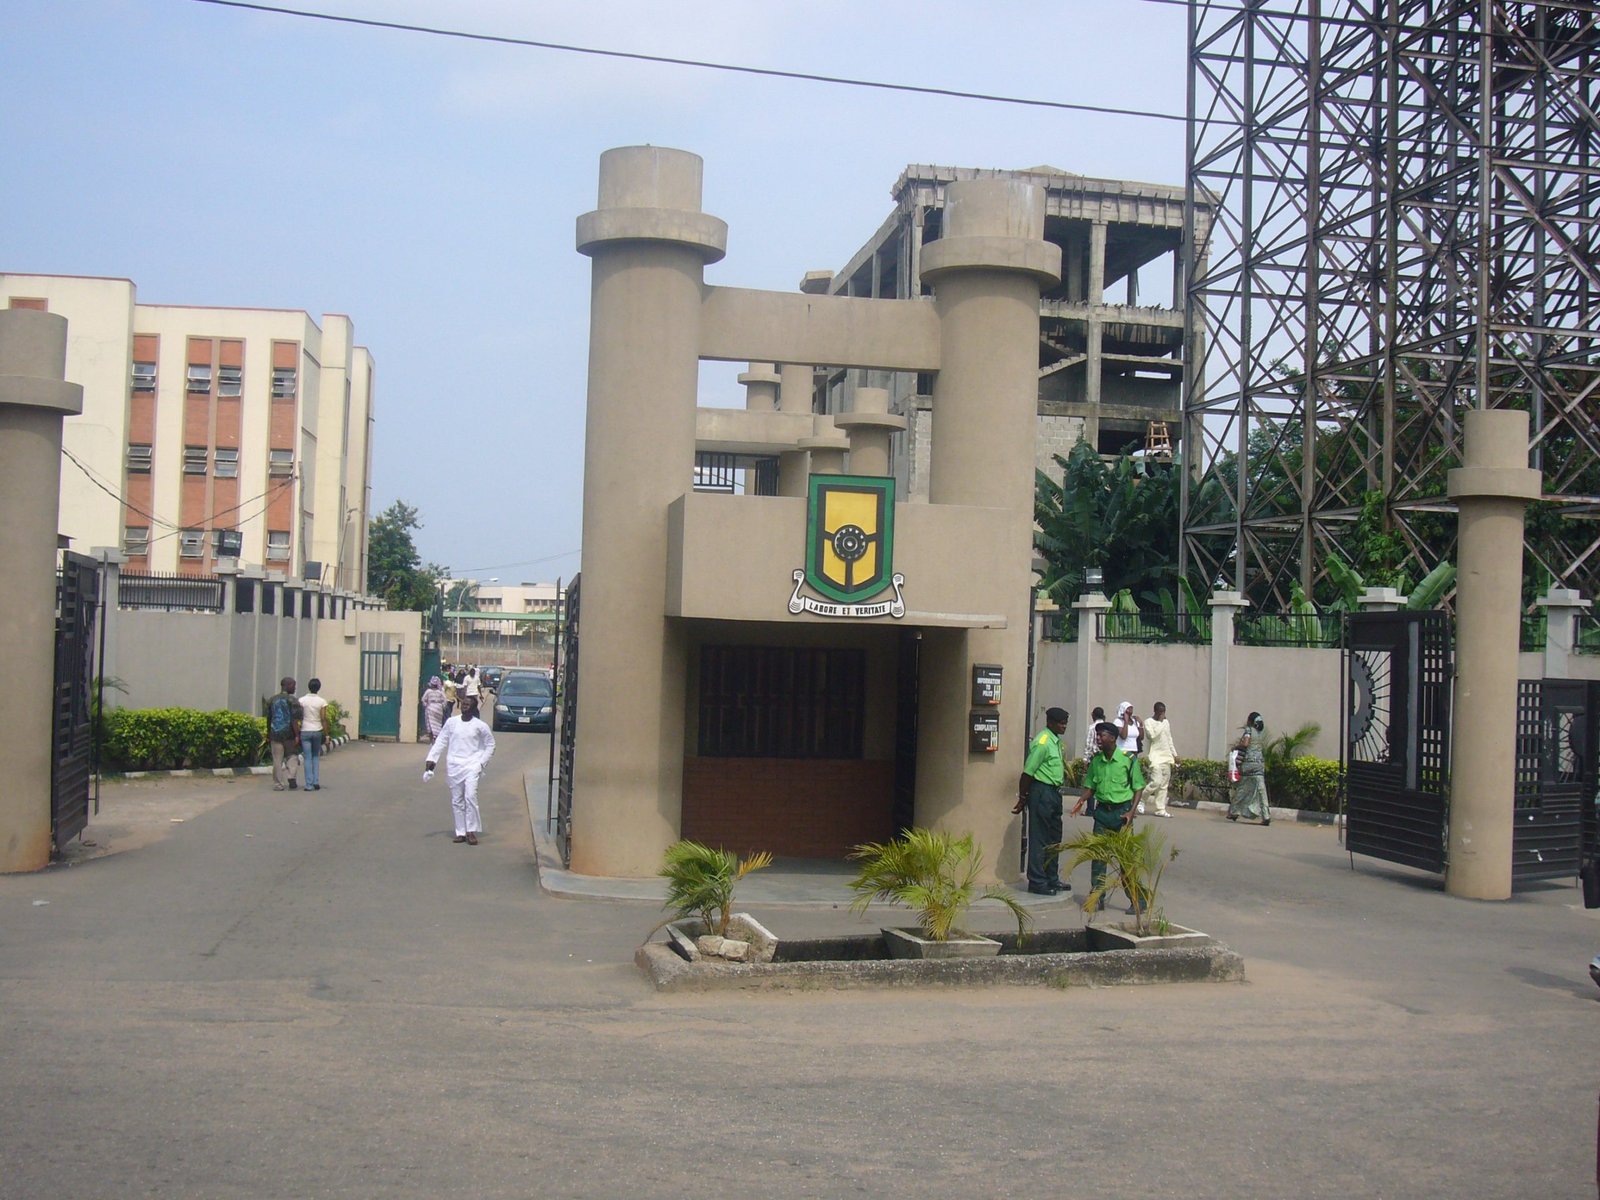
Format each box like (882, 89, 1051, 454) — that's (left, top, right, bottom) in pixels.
(1226, 813, 1237, 821)
(1027, 885, 1055, 895)
(288, 780, 298, 790)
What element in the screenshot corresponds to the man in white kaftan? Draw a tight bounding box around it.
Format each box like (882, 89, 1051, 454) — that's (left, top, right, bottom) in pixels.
(424, 695, 497, 844)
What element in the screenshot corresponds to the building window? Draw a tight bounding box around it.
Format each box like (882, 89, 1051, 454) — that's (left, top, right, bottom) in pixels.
(214, 447, 239, 478)
(179, 530, 205, 558)
(186, 364, 212, 394)
(697, 645, 866, 759)
(272, 367, 297, 399)
(268, 449, 294, 477)
(126, 443, 153, 473)
(217, 365, 243, 397)
(183, 446, 208, 475)
(124, 526, 150, 557)
(213, 528, 243, 557)
(131, 362, 157, 393)
(266, 530, 291, 561)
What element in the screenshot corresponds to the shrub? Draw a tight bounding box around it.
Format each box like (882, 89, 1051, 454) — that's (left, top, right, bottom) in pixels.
(658, 840, 773, 939)
(323, 699, 349, 741)
(100, 707, 267, 771)
(1172, 755, 1341, 812)
(848, 828, 1031, 942)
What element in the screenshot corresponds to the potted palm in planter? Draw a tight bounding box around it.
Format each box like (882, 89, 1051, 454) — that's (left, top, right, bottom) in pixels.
(1050, 824, 1208, 951)
(656, 840, 778, 963)
(847, 829, 1031, 959)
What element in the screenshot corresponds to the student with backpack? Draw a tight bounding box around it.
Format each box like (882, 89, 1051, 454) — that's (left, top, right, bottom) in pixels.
(267, 677, 302, 792)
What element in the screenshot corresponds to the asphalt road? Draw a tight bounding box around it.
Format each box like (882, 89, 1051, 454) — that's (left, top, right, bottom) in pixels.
(2, 736, 1597, 1199)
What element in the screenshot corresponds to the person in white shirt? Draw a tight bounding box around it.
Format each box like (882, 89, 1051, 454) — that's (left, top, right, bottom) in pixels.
(1116, 701, 1144, 812)
(1142, 701, 1179, 818)
(464, 667, 481, 700)
(424, 695, 496, 844)
(298, 678, 331, 792)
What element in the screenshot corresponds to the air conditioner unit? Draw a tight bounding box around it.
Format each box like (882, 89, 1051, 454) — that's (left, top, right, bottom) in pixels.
(303, 560, 323, 582)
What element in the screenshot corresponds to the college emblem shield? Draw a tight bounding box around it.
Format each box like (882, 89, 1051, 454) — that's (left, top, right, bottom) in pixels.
(788, 475, 905, 618)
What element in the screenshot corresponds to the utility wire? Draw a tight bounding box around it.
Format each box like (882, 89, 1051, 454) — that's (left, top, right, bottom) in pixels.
(187, 0, 1187, 124)
(64, 445, 299, 538)
(450, 548, 582, 576)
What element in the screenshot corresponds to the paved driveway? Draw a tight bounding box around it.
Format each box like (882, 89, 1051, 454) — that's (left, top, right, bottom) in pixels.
(2, 738, 1596, 1198)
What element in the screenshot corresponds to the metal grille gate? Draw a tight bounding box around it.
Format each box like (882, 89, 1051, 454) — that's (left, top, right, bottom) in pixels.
(52, 552, 100, 853)
(1342, 612, 1452, 873)
(1512, 679, 1596, 884)
(554, 574, 579, 868)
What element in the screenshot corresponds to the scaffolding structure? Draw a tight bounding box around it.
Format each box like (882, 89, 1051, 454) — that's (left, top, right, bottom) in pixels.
(1182, 0, 1600, 605)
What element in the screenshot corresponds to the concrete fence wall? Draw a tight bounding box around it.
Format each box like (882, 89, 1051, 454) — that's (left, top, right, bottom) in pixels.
(1030, 592, 1600, 765)
(98, 555, 422, 742)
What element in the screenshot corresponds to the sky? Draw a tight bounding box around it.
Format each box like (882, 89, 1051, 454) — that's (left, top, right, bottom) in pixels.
(2, 0, 1189, 583)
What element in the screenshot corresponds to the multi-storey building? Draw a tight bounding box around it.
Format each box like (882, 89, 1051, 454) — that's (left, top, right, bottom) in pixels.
(823, 163, 1211, 497)
(0, 274, 374, 589)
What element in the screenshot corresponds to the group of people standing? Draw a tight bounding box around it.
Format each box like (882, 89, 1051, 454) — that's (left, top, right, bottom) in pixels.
(265, 676, 332, 792)
(420, 665, 485, 740)
(1016, 699, 1272, 901)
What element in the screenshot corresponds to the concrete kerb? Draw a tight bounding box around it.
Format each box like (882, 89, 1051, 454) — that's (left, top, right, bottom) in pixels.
(105, 734, 357, 781)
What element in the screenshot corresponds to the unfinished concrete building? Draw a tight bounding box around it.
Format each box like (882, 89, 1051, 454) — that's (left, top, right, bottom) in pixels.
(822, 164, 1210, 497)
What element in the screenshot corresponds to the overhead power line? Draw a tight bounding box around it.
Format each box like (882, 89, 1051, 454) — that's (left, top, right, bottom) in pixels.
(187, 0, 1186, 125)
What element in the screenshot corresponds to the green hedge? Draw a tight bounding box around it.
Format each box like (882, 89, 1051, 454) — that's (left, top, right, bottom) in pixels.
(100, 708, 267, 771)
(323, 699, 349, 741)
(1166, 756, 1341, 812)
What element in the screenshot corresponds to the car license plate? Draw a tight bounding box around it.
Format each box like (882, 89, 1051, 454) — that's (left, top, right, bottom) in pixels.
(519, 716, 531, 724)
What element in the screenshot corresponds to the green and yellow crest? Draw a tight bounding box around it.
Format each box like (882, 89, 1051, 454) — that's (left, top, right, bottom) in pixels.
(804, 474, 895, 603)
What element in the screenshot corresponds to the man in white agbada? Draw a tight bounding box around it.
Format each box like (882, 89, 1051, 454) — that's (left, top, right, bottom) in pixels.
(424, 695, 496, 845)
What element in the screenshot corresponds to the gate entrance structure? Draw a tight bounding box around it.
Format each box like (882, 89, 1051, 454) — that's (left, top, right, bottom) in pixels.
(1183, 0, 1600, 606)
(1342, 611, 1452, 873)
(359, 638, 402, 740)
(1513, 678, 1599, 884)
(554, 574, 578, 869)
(51, 550, 99, 854)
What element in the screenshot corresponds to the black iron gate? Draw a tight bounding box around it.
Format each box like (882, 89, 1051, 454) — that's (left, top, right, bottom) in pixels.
(1342, 611, 1452, 873)
(52, 551, 100, 853)
(554, 574, 579, 868)
(1512, 679, 1597, 884)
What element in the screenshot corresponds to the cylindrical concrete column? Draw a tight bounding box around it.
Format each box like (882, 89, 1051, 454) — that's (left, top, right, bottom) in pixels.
(738, 362, 780, 412)
(796, 415, 849, 475)
(1445, 409, 1541, 901)
(572, 146, 727, 877)
(0, 309, 84, 872)
(778, 363, 814, 415)
(915, 181, 1061, 880)
(833, 386, 906, 478)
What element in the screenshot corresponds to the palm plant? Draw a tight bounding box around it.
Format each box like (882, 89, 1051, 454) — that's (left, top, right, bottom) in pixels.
(847, 829, 1030, 942)
(658, 840, 773, 939)
(1052, 825, 1179, 936)
(1263, 721, 1321, 770)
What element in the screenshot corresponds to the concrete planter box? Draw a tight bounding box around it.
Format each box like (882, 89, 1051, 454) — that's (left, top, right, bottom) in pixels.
(636, 927, 1244, 992)
(664, 913, 778, 963)
(882, 927, 1001, 959)
(1085, 923, 1213, 952)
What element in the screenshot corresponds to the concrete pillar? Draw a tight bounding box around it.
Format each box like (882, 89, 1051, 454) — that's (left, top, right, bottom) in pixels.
(1535, 588, 1588, 680)
(1207, 591, 1249, 760)
(0, 309, 84, 872)
(1088, 220, 1107, 304)
(573, 146, 727, 877)
(776, 447, 809, 498)
(778, 362, 814, 415)
(796, 415, 849, 475)
(1358, 587, 1406, 613)
(1084, 221, 1108, 447)
(738, 362, 780, 412)
(1071, 591, 1113, 759)
(833, 386, 906, 477)
(916, 179, 1061, 880)
(1445, 409, 1541, 901)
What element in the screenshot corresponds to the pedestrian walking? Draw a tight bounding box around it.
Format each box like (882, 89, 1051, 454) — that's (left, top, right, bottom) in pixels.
(1071, 721, 1147, 910)
(1116, 701, 1145, 812)
(1228, 711, 1272, 825)
(421, 675, 448, 739)
(1142, 701, 1178, 818)
(297, 679, 330, 791)
(266, 677, 302, 792)
(464, 666, 481, 701)
(423, 694, 496, 845)
(1013, 706, 1071, 895)
(1082, 706, 1107, 762)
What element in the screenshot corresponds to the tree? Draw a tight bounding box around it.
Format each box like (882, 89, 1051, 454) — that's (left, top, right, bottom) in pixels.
(367, 501, 445, 611)
(1034, 442, 1183, 608)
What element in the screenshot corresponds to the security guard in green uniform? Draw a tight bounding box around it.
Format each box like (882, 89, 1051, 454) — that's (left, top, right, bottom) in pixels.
(1014, 706, 1071, 895)
(1072, 720, 1148, 909)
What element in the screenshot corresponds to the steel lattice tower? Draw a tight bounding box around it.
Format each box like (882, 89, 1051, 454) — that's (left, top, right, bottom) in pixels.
(1182, 0, 1600, 604)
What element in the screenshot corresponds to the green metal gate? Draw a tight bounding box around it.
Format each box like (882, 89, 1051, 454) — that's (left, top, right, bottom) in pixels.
(360, 645, 402, 740)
